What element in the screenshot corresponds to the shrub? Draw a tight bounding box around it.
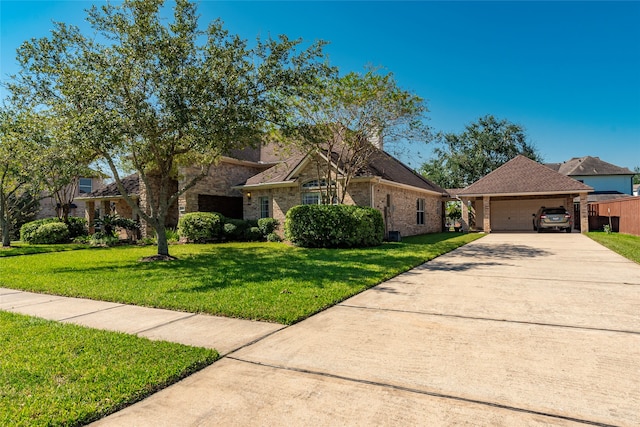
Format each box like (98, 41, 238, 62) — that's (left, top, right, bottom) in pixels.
(266, 232, 282, 242)
(65, 216, 88, 239)
(223, 218, 250, 241)
(257, 218, 279, 236)
(165, 228, 180, 243)
(29, 222, 70, 244)
(244, 226, 263, 242)
(284, 205, 384, 248)
(95, 214, 139, 237)
(20, 218, 60, 243)
(178, 212, 224, 242)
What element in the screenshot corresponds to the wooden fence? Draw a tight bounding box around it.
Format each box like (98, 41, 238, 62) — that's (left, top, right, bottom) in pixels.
(589, 197, 640, 236)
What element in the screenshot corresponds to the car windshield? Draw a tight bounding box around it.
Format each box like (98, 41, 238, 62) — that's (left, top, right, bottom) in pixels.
(543, 209, 566, 214)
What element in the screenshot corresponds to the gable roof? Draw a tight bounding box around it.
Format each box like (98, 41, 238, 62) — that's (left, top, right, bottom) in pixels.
(241, 147, 447, 195)
(77, 173, 140, 199)
(458, 155, 593, 197)
(545, 156, 633, 176)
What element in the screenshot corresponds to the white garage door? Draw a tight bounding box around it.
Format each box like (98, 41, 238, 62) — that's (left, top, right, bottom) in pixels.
(491, 199, 562, 231)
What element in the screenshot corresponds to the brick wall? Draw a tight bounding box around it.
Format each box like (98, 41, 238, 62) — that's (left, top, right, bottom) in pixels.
(179, 162, 266, 214)
(373, 183, 442, 237)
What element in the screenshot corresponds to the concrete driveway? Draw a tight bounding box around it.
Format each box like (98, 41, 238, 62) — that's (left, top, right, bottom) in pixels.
(95, 233, 640, 426)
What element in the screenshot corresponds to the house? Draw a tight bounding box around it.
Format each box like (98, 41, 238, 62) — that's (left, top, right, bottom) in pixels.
(77, 143, 448, 239)
(457, 155, 593, 233)
(545, 156, 634, 201)
(36, 175, 106, 220)
(237, 147, 447, 237)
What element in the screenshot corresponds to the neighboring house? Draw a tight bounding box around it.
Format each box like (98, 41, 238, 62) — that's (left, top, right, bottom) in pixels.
(457, 155, 593, 233)
(77, 143, 448, 239)
(36, 175, 106, 220)
(545, 156, 634, 202)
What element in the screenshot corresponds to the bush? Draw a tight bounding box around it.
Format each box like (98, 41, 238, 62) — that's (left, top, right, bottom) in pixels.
(257, 218, 279, 236)
(284, 205, 384, 248)
(244, 226, 263, 242)
(266, 232, 282, 242)
(20, 218, 60, 243)
(65, 217, 88, 239)
(29, 222, 70, 244)
(177, 212, 224, 242)
(223, 218, 250, 241)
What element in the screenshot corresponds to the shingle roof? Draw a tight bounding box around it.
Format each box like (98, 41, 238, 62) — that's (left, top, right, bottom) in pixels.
(545, 156, 633, 176)
(244, 153, 307, 186)
(458, 155, 593, 196)
(364, 150, 447, 194)
(242, 147, 447, 195)
(81, 173, 140, 198)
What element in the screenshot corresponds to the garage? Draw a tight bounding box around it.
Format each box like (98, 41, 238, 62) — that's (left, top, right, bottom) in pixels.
(457, 156, 593, 233)
(490, 197, 567, 231)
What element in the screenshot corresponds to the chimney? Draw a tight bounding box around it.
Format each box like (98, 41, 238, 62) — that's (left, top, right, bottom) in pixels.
(368, 127, 383, 150)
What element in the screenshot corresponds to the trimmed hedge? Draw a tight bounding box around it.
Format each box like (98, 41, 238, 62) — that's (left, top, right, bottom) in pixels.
(178, 212, 224, 242)
(20, 218, 60, 243)
(20, 217, 87, 243)
(284, 205, 384, 248)
(29, 222, 70, 244)
(257, 218, 279, 235)
(179, 212, 280, 243)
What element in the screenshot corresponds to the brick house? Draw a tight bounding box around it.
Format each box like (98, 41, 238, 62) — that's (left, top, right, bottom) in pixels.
(78, 143, 448, 239)
(237, 146, 447, 238)
(36, 175, 106, 220)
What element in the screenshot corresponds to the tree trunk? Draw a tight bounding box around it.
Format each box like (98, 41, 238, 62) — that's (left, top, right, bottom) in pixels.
(1, 218, 10, 247)
(155, 225, 170, 257)
(0, 196, 10, 247)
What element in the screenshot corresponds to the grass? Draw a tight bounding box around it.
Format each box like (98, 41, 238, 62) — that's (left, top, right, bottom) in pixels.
(587, 232, 640, 264)
(0, 232, 483, 324)
(0, 311, 217, 426)
(0, 242, 89, 257)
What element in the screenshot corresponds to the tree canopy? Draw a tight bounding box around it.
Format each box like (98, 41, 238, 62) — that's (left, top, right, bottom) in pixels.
(9, 0, 329, 257)
(420, 114, 541, 189)
(0, 107, 44, 246)
(280, 68, 430, 204)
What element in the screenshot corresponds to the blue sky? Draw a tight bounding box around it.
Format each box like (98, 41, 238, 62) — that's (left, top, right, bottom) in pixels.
(1, 1, 639, 171)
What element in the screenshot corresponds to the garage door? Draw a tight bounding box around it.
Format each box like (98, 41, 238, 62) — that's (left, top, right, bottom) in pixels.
(491, 199, 561, 231)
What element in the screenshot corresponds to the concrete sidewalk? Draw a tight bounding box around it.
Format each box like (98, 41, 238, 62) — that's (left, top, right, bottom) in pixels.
(0, 288, 283, 356)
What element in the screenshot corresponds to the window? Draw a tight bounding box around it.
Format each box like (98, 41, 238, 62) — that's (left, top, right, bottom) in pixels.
(79, 178, 92, 194)
(417, 198, 425, 225)
(259, 196, 270, 218)
(302, 179, 333, 189)
(302, 193, 321, 205)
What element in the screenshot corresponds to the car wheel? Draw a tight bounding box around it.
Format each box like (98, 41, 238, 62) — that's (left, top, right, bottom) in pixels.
(537, 227, 542, 233)
(565, 227, 571, 233)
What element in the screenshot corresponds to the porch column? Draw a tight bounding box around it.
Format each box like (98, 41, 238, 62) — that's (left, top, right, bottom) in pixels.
(483, 195, 491, 233)
(460, 199, 469, 232)
(86, 201, 95, 234)
(580, 192, 589, 233)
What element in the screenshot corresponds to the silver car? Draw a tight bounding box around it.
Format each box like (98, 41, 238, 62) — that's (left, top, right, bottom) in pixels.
(533, 207, 572, 233)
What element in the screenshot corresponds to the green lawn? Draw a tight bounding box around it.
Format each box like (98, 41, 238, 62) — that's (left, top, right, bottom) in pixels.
(0, 233, 483, 324)
(0, 311, 217, 426)
(587, 232, 640, 264)
(0, 242, 90, 257)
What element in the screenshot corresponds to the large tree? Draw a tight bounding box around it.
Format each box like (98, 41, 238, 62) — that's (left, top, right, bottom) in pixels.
(420, 114, 541, 188)
(0, 107, 43, 247)
(281, 68, 430, 204)
(10, 0, 328, 258)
